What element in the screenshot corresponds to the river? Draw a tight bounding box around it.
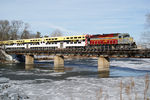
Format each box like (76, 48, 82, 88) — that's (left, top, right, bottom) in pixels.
(0, 58, 150, 100)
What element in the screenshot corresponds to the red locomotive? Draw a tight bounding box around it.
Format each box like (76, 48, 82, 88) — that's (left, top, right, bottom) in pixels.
(86, 33, 136, 49)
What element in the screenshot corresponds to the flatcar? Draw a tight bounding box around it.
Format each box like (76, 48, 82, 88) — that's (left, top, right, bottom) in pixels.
(0, 33, 136, 51)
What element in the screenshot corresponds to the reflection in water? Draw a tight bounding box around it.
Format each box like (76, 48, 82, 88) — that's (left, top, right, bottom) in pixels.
(98, 71, 110, 78)
(25, 64, 34, 70)
(54, 67, 73, 72)
(54, 69, 65, 72)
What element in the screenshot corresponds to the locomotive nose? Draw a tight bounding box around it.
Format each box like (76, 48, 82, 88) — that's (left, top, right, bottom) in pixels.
(129, 37, 134, 43)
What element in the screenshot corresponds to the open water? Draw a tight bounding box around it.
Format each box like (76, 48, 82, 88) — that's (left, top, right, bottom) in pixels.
(0, 58, 150, 82)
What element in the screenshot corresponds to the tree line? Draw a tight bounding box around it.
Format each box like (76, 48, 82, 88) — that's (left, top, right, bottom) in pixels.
(0, 20, 43, 41)
(0, 20, 63, 41)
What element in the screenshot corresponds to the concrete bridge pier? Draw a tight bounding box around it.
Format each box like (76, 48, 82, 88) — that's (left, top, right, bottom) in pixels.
(25, 55, 34, 70)
(98, 56, 110, 72)
(25, 55, 34, 65)
(54, 55, 64, 72)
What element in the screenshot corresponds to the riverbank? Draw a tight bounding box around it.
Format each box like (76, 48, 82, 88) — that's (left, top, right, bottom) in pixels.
(0, 49, 19, 64)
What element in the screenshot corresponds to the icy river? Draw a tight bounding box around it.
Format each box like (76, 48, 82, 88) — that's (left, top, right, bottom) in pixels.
(0, 58, 150, 100)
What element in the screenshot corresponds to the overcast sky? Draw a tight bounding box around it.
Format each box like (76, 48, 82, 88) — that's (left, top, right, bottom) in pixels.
(0, 0, 150, 41)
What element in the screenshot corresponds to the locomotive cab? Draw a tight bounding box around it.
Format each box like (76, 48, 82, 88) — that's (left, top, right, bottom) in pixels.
(118, 33, 136, 49)
(123, 34, 130, 38)
(118, 33, 131, 44)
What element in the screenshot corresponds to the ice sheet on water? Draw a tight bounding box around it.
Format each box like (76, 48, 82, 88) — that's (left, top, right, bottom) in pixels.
(10, 76, 148, 100)
(32, 71, 66, 77)
(0, 73, 149, 100)
(72, 58, 150, 71)
(34, 68, 53, 73)
(0, 82, 29, 100)
(16, 71, 34, 75)
(111, 58, 150, 70)
(35, 60, 53, 63)
(45, 72, 66, 76)
(0, 77, 9, 84)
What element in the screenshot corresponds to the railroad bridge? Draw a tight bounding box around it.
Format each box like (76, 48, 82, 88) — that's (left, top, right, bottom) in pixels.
(4, 48, 150, 72)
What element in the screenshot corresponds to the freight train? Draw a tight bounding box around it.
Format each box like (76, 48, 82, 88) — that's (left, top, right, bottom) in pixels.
(0, 33, 136, 50)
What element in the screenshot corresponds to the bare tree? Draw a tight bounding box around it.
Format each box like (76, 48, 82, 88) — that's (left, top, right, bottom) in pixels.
(21, 23, 30, 39)
(0, 20, 10, 40)
(9, 20, 23, 40)
(140, 13, 150, 48)
(36, 31, 41, 38)
(51, 29, 63, 37)
(146, 13, 150, 28)
(44, 35, 48, 38)
(140, 31, 150, 48)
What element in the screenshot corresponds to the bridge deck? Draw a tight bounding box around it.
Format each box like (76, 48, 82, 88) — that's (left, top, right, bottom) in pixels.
(5, 48, 150, 58)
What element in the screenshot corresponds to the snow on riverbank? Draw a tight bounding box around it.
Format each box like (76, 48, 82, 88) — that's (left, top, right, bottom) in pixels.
(0, 50, 19, 63)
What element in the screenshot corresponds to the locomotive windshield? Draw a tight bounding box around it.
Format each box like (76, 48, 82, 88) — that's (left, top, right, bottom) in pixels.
(123, 34, 130, 38)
